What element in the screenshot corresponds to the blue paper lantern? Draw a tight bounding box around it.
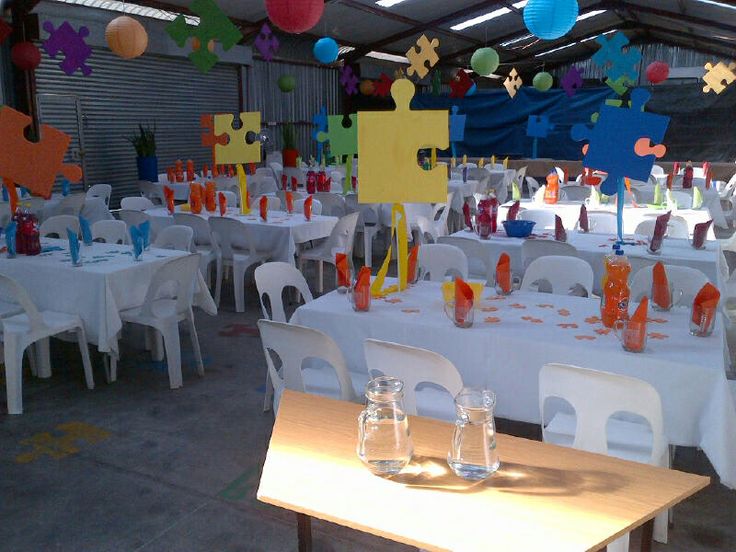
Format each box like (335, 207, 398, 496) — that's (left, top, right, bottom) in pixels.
(523, 0, 579, 40)
(313, 37, 338, 64)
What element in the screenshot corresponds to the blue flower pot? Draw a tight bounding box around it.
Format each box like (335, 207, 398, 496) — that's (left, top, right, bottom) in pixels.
(136, 156, 158, 182)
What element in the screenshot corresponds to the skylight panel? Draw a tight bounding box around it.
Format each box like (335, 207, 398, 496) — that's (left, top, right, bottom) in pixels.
(451, 1, 528, 31)
(376, 0, 410, 7)
(366, 51, 410, 63)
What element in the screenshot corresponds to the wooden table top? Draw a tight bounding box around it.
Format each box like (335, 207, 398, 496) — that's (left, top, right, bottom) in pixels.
(258, 391, 709, 552)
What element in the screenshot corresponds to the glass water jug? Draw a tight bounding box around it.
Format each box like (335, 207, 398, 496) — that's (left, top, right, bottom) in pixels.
(357, 376, 413, 476)
(447, 388, 500, 481)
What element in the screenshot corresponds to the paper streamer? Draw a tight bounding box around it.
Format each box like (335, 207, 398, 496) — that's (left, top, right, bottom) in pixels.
(371, 203, 408, 298)
(237, 164, 251, 215)
(343, 155, 353, 195)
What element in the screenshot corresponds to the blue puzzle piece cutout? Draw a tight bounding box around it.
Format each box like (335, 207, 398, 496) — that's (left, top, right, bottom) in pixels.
(449, 106, 466, 143)
(591, 31, 641, 84)
(571, 88, 670, 196)
(526, 115, 554, 138)
(312, 106, 328, 140)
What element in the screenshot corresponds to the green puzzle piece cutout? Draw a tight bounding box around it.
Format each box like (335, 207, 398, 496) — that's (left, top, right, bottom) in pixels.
(166, 0, 242, 73)
(316, 114, 358, 159)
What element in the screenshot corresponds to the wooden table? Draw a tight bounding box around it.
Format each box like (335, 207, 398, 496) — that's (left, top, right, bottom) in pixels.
(258, 391, 709, 552)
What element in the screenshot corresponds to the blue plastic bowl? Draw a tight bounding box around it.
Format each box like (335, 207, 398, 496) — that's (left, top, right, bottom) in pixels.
(502, 219, 536, 238)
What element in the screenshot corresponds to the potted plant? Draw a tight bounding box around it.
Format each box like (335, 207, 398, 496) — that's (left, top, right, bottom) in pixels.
(127, 123, 158, 182)
(281, 123, 299, 168)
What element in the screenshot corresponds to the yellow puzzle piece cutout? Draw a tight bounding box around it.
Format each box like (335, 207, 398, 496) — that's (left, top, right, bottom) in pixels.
(213, 112, 261, 165)
(358, 79, 449, 204)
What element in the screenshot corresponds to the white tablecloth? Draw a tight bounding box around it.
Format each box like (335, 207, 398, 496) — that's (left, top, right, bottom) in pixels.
(145, 207, 338, 265)
(292, 282, 736, 489)
(0, 196, 112, 225)
(632, 181, 726, 228)
(0, 238, 216, 354)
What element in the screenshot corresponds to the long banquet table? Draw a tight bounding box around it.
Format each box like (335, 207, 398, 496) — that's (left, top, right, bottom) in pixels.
(292, 281, 736, 489)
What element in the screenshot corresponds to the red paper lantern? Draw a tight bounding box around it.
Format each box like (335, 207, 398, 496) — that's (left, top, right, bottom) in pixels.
(266, 0, 324, 34)
(646, 61, 669, 84)
(11, 41, 41, 71)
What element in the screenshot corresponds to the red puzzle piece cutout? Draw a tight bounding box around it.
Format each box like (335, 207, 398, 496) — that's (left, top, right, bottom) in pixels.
(0, 106, 82, 198)
(201, 114, 227, 161)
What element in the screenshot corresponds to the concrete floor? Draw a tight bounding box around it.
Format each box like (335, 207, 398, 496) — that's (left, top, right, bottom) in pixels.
(1, 268, 735, 551)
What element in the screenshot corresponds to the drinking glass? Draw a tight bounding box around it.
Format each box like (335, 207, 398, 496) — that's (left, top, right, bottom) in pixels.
(650, 284, 683, 312)
(690, 304, 716, 337)
(447, 387, 500, 480)
(443, 299, 474, 328)
(613, 319, 647, 352)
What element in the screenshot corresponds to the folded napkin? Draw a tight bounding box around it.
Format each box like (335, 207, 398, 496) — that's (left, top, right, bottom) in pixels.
(259, 195, 268, 221)
(652, 262, 671, 310)
(704, 161, 712, 189)
(281, 174, 287, 190)
(226, 165, 234, 178)
(462, 154, 468, 165)
(140, 220, 150, 249)
(67, 228, 81, 265)
(164, 185, 175, 215)
(653, 182, 663, 205)
(451, 157, 456, 168)
(503, 157, 509, 170)
(291, 176, 298, 191)
(249, 163, 257, 175)
(353, 266, 372, 310)
(304, 195, 313, 221)
(186, 159, 195, 182)
(462, 201, 472, 230)
(462, 167, 468, 183)
(5, 221, 16, 256)
(692, 283, 720, 333)
(79, 215, 93, 246)
(408, 244, 419, 282)
(205, 181, 217, 213)
(506, 200, 520, 222)
(692, 186, 703, 210)
(665, 188, 677, 210)
(625, 297, 648, 351)
(649, 211, 671, 253)
(285, 191, 294, 214)
(336, 252, 350, 288)
(692, 220, 712, 249)
(511, 180, 521, 201)
(189, 183, 202, 214)
(218, 191, 227, 216)
(496, 252, 511, 293)
(203, 163, 209, 179)
(130, 225, 144, 259)
(578, 204, 589, 232)
(454, 277, 474, 325)
(554, 215, 567, 242)
(62, 179, 70, 196)
(478, 157, 485, 168)
(167, 167, 175, 183)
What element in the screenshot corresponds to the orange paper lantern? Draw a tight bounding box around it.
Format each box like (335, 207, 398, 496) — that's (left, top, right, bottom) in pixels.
(359, 80, 375, 96)
(105, 16, 148, 59)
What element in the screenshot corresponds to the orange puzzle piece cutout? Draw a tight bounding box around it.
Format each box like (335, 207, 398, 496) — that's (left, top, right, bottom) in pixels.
(0, 106, 82, 198)
(201, 114, 228, 162)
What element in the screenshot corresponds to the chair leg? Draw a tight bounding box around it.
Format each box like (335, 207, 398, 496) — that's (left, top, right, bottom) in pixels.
(34, 338, 52, 379)
(317, 260, 324, 294)
(186, 311, 204, 377)
(160, 322, 183, 389)
(151, 330, 164, 362)
(234, 263, 248, 313)
(75, 327, 94, 390)
(104, 353, 118, 383)
(4, 337, 26, 415)
(214, 257, 224, 307)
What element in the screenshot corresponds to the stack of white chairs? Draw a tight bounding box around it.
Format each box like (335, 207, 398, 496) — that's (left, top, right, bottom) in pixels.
(173, 212, 218, 285)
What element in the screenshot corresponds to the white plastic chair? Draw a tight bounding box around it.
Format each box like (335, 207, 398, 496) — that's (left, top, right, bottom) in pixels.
(559, 185, 588, 201)
(217, 190, 238, 208)
(120, 196, 155, 211)
(153, 225, 194, 252)
(437, 236, 494, 285)
(0, 274, 93, 414)
(313, 192, 346, 217)
(256, 195, 281, 211)
(416, 243, 469, 282)
(173, 212, 218, 285)
(630, 264, 709, 305)
(138, 181, 166, 205)
(578, 211, 618, 234)
(539, 363, 669, 549)
(117, 210, 153, 235)
(520, 256, 594, 296)
(86, 184, 111, 208)
(415, 193, 453, 243)
(255, 176, 279, 196)
(92, 219, 128, 244)
(518, 208, 557, 230)
(634, 218, 690, 239)
(294, 198, 322, 215)
(299, 212, 360, 293)
(39, 215, 80, 238)
(255, 262, 313, 323)
(525, 176, 541, 199)
(208, 217, 270, 312)
(520, 239, 578, 270)
(364, 339, 464, 422)
(651, 165, 665, 176)
(268, 161, 283, 184)
(118, 254, 204, 389)
(669, 190, 693, 209)
(258, 319, 359, 413)
(53, 193, 86, 217)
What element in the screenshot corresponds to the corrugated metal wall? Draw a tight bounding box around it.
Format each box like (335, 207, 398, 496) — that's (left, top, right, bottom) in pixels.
(35, 46, 241, 207)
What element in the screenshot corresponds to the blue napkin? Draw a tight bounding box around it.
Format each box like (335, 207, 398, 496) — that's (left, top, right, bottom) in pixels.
(61, 179, 70, 196)
(67, 228, 80, 265)
(79, 215, 93, 246)
(5, 221, 16, 257)
(130, 225, 143, 259)
(139, 220, 150, 250)
(2, 186, 7, 202)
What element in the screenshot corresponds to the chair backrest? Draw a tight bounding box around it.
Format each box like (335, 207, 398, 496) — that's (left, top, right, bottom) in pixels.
(437, 236, 494, 285)
(521, 256, 594, 296)
(584, 211, 618, 234)
(670, 190, 693, 209)
(118, 210, 152, 232)
(651, 165, 665, 175)
(207, 216, 256, 260)
(0, 273, 44, 329)
(255, 261, 313, 322)
(634, 218, 689, 239)
(559, 185, 588, 202)
(364, 339, 464, 418)
(520, 239, 578, 270)
(518, 208, 557, 230)
(539, 363, 666, 465)
(92, 219, 128, 244)
(173, 212, 212, 245)
(554, 166, 565, 183)
(323, 212, 360, 258)
(515, 166, 527, 185)
(313, 192, 346, 217)
(268, 161, 283, 183)
(255, 167, 274, 179)
(257, 319, 356, 408)
(276, 190, 305, 205)
(55, 193, 86, 216)
(121, 196, 155, 211)
(417, 243, 469, 282)
(630, 264, 709, 304)
(218, 190, 238, 208)
(138, 181, 165, 205)
(525, 176, 541, 198)
(255, 195, 281, 211)
(39, 214, 80, 237)
(153, 225, 194, 251)
(139, 254, 201, 318)
(294, 198, 323, 215)
(86, 184, 112, 207)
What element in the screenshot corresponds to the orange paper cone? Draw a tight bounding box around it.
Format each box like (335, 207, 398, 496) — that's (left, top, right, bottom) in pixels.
(259, 194, 268, 221)
(692, 283, 720, 332)
(496, 253, 511, 293)
(454, 278, 474, 325)
(407, 244, 419, 282)
(652, 262, 670, 310)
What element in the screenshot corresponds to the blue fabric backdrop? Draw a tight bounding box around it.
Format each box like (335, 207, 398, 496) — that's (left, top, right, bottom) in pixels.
(412, 86, 616, 160)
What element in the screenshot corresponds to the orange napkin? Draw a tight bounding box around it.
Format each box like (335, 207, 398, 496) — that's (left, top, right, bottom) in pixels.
(454, 277, 474, 325)
(304, 195, 313, 220)
(692, 283, 720, 332)
(164, 185, 175, 215)
(554, 215, 567, 242)
(354, 266, 372, 310)
(259, 195, 268, 221)
(249, 163, 257, 175)
(285, 191, 294, 214)
(189, 183, 202, 214)
(291, 176, 298, 191)
(703, 162, 711, 189)
(175, 159, 184, 182)
(407, 244, 419, 282)
(336, 252, 350, 288)
(4, 179, 18, 215)
(625, 297, 648, 351)
(212, 163, 219, 178)
(167, 167, 175, 183)
(205, 181, 217, 212)
(202, 163, 209, 179)
(652, 262, 671, 310)
(186, 159, 195, 181)
(218, 191, 227, 216)
(496, 252, 511, 293)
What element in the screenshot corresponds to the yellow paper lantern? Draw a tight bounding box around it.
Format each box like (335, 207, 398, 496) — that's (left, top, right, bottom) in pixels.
(105, 16, 148, 59)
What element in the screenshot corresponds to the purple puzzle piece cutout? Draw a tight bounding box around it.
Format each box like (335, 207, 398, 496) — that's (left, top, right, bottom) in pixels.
(340, 65, 359, 95)
(254, 22, 279, 61)
(43, 21, 92, 76)
(561, 66, 583, 97)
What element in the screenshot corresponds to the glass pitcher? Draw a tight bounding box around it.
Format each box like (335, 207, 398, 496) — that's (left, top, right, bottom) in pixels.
(447, 387, 500, 481)
(357, 376, 413, 476)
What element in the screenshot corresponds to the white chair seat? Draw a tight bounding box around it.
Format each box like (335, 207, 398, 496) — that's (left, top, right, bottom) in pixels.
(119, 298, 180, 324)
(3, 310, 85, 334)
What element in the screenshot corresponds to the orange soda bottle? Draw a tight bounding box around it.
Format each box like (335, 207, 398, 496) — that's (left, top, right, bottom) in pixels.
(601, 249, 631, 328)
(544, 172, 559, 204)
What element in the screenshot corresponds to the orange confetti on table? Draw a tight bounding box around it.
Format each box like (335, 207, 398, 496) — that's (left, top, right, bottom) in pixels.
(521, 316, 543, 323)
(401, 308, 420, 314)
(537, 304, 554, 309)
(480, 306, 498, 312)
(557, 323, 579, 329)
(585, 315, 602, 324)
(557, 309, 570, 317)
(486, 295, 507, 301)
(510, 303, 526, 309)
(648, 332, 669, 340)
(574, 335, 596, 341)
(647, 318, 668, 324)
(385, 297, 403, 304)
(484, 316, 501, 324)
(594, 328, 611, 335)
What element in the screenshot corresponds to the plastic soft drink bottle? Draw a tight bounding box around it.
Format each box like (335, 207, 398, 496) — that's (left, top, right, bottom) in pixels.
(601, 249, 631, 328)
(544, 172, 559, 204)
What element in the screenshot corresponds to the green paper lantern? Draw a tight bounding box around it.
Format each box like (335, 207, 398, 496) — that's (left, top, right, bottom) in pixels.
(533, 71, 553, 91)
(278, 74, 296, 92)
(470, 47, 499, 77)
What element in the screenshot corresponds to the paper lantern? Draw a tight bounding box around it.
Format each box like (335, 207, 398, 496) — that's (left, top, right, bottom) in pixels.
(523, 0, 579, 40)
(266, 0, 324, 34)
(533, 71, 553, 91)
(105, 16, 148, 59)
(646, 61, 669, 84)
(11, 42, 40, 71)
(470, 47, 499, 76)
(313, 37, 338, 64)
(359, 80, 375, 96)
(278, 74, 296, 92)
